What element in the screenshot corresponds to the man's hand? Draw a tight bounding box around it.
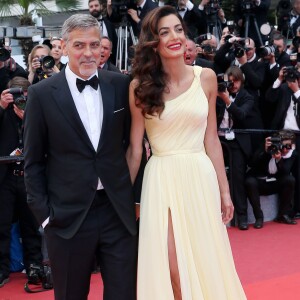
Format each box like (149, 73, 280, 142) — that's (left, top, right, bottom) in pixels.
(237, 51, 247, 65)
(135, 203, 140, 220)
(127, 9, 140, 23)
(13, 104, 24, 119)
(264, 53, 276, 65)
(0, 89, 14, 110)
(217, 89, 231, 105)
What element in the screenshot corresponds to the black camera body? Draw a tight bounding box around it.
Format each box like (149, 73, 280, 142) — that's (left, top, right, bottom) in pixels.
(283, 66, 300, 82)
(9, 87, 27, 110)
(27, 264, 53, 290)
(36, 55, 55, 75)
(217, 73, 234, 92)
(232, 39, 248, 58)
(267, 136, 283, 155)
(0, 38, 11, 62)
(241, 0, 256, 12)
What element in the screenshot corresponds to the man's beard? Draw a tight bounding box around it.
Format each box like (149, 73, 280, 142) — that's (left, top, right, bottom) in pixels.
(90, 10, 101, 19)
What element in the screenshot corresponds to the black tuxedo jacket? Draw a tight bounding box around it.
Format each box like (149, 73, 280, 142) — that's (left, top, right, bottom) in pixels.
(216, 88, 254, 158)
(265, 83, 300, 130)
(102, 60, 121, 73)
(24, 69, 136, 239)
(0, 108, 22, 184)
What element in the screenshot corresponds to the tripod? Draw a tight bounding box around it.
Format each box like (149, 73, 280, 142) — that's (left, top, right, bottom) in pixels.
(243, 13, 263, 47)
(115, 15, 137, 71)
(206, 12, 222, 42)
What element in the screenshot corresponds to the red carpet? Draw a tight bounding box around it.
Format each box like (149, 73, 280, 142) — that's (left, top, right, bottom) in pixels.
(1, 221, 299, 299)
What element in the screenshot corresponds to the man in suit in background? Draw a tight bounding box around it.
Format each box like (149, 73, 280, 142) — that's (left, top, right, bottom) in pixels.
(89, 0, 118, 64)
(99, 36, 121, 73)
(24, 14, 137, 300)
(216, 66, 255, 230)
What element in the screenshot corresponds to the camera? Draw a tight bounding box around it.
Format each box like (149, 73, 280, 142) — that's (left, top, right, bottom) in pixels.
(283, 65, 300, 82)
(267, 136, 292, 155)
(241, 0, 256, 12)
(27, 264, 53, 290)
(0, 38, 11, 62)
(258, 43, 279, 58)
(217, 73, 233, 92)
(276, 0, 292, 19)
(8, 87, 28, 110)
(112, 0, 130, 19)
(36, 56, 55, 75)
(232, 39, 248, 58)
(194, 33, 212, 45)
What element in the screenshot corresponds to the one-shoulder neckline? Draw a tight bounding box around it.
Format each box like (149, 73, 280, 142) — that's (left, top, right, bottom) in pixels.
(164, 66, 201, 105)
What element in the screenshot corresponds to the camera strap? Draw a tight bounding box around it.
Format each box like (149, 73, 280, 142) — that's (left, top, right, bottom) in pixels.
(24, 282, 49, 293)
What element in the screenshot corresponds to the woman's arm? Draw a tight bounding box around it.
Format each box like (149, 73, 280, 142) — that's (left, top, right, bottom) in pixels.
(201, 68, 234, 224)
(126, 79, 145, 184)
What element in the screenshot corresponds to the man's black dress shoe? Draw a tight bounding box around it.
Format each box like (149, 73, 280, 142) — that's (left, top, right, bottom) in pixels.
(275, 215, 297, 225)
(294, 212, 300, 219)
(0, 273, 9, 288)
(254, 218, 264, 229)
(238, 222, 249, 230)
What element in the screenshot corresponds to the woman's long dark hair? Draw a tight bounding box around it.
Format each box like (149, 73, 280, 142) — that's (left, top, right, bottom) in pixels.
(131, 6, 186, 116)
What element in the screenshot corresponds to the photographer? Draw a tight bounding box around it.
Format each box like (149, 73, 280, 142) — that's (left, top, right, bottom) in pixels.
(0, 77, 43, 287)
(245, 131, 297, 228)
(28, 44, 59, 85)
(0, 39, 28, 94)
(260, 33, 291, 128)
(216, 66, 254, 230)
(215, 37, 265, 104)
(265, 65, 300, 218)
(289, 0, 300, 38)
(234, 0, 270, 47)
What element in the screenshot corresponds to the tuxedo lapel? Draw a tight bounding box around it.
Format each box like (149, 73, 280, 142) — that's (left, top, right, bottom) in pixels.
(51, 70, 95, 152)
(97, 70, 115, 153)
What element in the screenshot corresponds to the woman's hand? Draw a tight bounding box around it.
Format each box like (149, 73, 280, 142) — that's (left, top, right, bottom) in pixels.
(221, 193, 234, 225)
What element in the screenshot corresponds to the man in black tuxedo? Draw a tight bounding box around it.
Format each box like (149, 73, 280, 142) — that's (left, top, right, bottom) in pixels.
(265, 65, 300, 218)
(216, 66, 254, 230)
(89, 0, 118, 64)
(24, 14, 137, 300)
(290, 0, 300, 37)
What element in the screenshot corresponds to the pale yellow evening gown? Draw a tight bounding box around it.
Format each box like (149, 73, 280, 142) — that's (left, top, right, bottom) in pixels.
(137, 66, 247, 300)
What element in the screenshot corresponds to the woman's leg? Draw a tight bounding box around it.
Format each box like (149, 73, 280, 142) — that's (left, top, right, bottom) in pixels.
(168, 209, 182, 300)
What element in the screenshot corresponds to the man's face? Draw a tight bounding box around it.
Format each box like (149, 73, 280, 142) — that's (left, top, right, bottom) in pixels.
(228, 75, 242, 94)
(281, 139, 293, 155)
(184, 40, 197, 65)
(89, 0, 101, 18)
(294, 0, 300, 15)
(245, 39, 255, 60)
(100, 38, 112, 65)
(62, 27, 101, 79)
(273, 39, 285, 54)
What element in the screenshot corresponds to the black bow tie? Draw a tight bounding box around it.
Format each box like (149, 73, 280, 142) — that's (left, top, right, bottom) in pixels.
(178, 7, 186, 11)
(137, 6, 142, 10)
(229, 92, 236, 98)
(76, 75, 99, 93)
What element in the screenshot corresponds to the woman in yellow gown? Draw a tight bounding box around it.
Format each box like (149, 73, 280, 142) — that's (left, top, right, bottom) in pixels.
(126, 6, 247, 300)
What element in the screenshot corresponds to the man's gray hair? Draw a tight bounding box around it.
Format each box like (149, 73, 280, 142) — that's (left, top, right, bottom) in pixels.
(61, 14, 100, 42)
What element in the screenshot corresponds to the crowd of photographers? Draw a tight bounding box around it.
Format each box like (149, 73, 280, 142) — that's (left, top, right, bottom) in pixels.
(1, 0, 300, 289)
